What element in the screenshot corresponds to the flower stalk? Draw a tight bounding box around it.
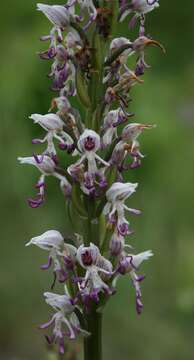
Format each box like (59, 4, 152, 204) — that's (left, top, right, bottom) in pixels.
(84, 309, 102, 360)
(18, 1, 164, 358)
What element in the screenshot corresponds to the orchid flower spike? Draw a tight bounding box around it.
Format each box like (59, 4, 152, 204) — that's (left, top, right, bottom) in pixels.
(20, 0, 162, 351)
(104, 182, 141, 236)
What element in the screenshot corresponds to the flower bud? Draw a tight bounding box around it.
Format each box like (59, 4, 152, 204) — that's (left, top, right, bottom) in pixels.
(109, 233, 125, 256)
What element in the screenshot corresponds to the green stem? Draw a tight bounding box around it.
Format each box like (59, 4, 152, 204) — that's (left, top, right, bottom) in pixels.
(84, 310, 102, 360)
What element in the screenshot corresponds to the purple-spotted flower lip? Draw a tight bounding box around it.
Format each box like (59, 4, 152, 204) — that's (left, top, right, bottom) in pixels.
(78, 129, 100, 153)
(81, 250, 94, 266)
(77, 243, 100, 268)
(84, 136, 96, 151)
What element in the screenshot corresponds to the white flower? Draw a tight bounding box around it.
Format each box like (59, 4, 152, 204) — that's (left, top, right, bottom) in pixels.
(104, 182, 140, 236)
(37, 3, 72, 28)
(44, 292, 74, 313)
(118, 249, 153, 314)
(133, 0, 159, 15)
(122, 123, 156, 151)
(18, 155, 69, 207)
(26, 230, 77, 274)
(76, 243, 113, 298)
(67, 0, 97, 20)
(26, 230, 63, 251)
(110, 37, 133, 64)
(26, 230, 64, 271)
(18, 155, 55, 174)
(106, 182, 138, 203)
(68, 129, 109, 177)
(18, 155, 69, 182)
(30, 113, 64, 131)
(111, 123, 156, 170)
(110, 37, 132, 52)
(78, 129, 100, 153)
(119, 0, 159, 23)
(102, 108, 126, 147)
(40, 292, 89, 353)
(130, 250, 153, 268)
(119, 250, 153, 273)
(30, 113, 74, 155)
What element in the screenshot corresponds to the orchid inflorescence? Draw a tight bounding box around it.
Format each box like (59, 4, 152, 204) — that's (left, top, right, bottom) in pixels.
(19, 0, 163, 356)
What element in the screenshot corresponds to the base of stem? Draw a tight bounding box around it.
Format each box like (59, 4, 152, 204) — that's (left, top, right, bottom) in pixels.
(84, 310, 102, 360)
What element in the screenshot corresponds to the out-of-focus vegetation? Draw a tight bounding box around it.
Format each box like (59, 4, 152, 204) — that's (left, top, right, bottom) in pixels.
(1, 1, 194, 359)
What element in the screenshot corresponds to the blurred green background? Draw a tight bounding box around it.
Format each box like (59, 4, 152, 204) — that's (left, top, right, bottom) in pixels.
(1, 0, 194, 359)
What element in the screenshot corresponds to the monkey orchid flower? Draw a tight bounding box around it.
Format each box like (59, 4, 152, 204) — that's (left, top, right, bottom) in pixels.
(18, 155, 70, 207)
(118, 250, 153, 314)
(76, 243, 113, 302)
(119, 0, 159, 29)
(102, 108, 127, 147)
(30, 113, 74, 157)
(40, 292, 89, 354)
(104, 182, 141, 236)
